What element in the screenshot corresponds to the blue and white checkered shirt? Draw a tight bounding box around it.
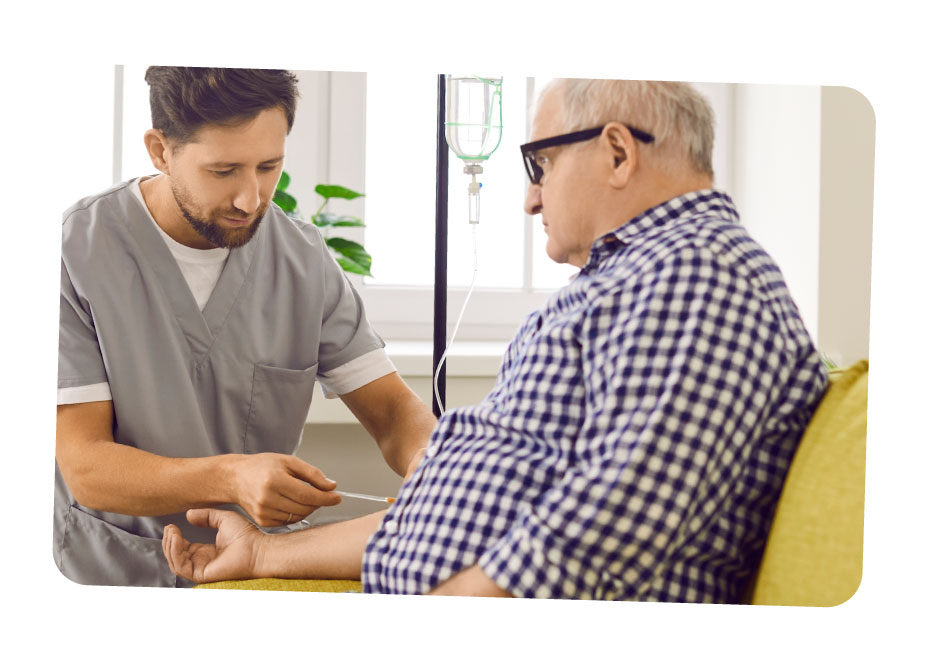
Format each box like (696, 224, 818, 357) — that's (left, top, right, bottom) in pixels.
(362, 190, 828, 601)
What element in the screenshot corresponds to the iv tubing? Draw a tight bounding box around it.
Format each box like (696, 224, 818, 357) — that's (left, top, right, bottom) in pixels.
(433, 223, 479, 416)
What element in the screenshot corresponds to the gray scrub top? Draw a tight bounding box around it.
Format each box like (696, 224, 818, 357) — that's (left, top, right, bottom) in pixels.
(55, 180, 385, 587)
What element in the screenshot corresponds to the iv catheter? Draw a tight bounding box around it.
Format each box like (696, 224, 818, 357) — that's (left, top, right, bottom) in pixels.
(278, 489, 394, 532)
(300, 481, 396, 504)
(335, 490, 396, 504)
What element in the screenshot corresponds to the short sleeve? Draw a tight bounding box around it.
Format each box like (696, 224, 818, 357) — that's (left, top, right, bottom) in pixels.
(58, 259, 108, 390)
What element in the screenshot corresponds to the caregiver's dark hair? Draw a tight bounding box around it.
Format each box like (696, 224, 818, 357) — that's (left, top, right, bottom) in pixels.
(144, 66, 300, 147)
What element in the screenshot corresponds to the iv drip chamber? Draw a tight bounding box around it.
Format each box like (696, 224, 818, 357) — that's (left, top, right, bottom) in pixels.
(464, 163, 482, 224)
(468, 180, 480, 225)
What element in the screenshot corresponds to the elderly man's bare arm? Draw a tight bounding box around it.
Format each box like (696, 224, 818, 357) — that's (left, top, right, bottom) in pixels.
(163, 508, 386, 584)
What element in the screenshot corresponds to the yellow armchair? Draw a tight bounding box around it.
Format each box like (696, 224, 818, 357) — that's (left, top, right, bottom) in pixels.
(748, 360, 868, 606)
(196, 577, 361, 593)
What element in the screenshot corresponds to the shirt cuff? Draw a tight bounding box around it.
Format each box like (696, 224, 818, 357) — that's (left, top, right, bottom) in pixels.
(57, 382, 112, 405)
(317, 348, 397, 399)
(477, 506, 602, 600)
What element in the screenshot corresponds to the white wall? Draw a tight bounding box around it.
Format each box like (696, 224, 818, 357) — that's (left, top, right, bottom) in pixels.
(690, 82, 734, 193)
(283, 71, 332, 218)
(817, 86, 874, 367)
(727, 83, 874, 365)
(61, 66, 115, 207)
(730, 84, 822, 343)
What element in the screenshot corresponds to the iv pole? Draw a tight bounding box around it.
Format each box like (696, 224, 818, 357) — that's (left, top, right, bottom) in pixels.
(432, 74, 449, 418)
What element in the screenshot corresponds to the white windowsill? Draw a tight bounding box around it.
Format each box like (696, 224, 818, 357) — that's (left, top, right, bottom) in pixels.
(383, 339, 508, 377)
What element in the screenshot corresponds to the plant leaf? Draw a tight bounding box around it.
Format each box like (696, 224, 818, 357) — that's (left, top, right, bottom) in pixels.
(326, 237, 370, 259)
(326, 238, 371, 269)
(273, 190, 297, 213)
(331, 217, 365, 227)
(336, 255, 372, 277)
(315, 184, 365, 200)
(276, 170, 290, 192)
(314, 213, 365, 227)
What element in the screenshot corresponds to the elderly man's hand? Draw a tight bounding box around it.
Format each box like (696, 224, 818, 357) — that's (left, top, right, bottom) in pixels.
(162, 508, 266, 584)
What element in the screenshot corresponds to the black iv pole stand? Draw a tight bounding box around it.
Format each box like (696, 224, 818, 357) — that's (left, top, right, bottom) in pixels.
(432, 74, 449, 418)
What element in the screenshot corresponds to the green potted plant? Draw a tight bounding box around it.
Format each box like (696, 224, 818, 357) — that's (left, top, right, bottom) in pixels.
(273, 170, 373, 277)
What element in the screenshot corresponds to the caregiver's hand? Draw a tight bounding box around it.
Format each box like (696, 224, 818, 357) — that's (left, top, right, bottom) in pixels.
(229, 453, 341, 527)
(163, 509, 267, 584)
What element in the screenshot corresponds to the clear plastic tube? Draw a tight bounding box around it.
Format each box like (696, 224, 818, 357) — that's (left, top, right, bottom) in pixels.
(434, 223, 479, 416)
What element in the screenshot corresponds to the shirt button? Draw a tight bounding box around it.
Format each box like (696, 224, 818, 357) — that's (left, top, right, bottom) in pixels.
(384, 520, 398, 533)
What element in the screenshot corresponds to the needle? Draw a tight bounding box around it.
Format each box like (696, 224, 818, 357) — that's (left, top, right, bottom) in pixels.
(334, 490, 396, 504)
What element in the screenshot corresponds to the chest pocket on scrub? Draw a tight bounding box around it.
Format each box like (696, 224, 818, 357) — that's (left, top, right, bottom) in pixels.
(244, 362, 318, 455)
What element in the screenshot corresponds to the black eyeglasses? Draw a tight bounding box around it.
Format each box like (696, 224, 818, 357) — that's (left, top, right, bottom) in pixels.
(520, 124, 656, 185)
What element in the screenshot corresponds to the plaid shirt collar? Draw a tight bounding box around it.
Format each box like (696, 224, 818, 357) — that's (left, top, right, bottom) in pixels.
(585, 189, 740, 270)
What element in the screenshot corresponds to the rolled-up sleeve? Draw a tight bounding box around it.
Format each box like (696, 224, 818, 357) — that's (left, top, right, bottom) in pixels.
(316, 347, 397, 398)
(477, 246, 786, 599)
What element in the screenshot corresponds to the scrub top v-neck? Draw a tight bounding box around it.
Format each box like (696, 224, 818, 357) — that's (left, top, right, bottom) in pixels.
(129, 189, 252, 364)
(56, 179, 386, 587)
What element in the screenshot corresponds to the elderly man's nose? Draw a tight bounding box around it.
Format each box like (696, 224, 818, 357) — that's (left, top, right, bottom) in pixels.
(524, 183, 542, 215)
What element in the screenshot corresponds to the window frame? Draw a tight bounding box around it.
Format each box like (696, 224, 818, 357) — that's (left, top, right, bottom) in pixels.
(335, 74, 734, 342)
(116, 69, 734, 342)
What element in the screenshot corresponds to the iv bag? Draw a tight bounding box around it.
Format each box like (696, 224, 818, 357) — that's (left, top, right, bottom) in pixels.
(445, 76, 502, 163)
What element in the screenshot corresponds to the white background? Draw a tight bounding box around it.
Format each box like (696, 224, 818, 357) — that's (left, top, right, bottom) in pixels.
(1, 1, 922, 667)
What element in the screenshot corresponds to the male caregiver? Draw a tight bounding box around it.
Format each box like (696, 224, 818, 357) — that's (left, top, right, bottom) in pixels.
(55, 67, 436, 587)
(162, 78, 829, 602)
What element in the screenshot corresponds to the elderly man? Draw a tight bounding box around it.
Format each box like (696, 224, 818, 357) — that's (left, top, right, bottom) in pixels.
(163, 78, 828, 602)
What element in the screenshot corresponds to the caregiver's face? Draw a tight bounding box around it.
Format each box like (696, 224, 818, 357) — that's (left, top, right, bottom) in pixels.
(166, 106, 288, 249)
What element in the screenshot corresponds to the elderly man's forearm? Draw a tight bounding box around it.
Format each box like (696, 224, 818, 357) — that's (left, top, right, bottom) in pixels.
(256, 510, 387, 580)
(427, 565, 513, 597)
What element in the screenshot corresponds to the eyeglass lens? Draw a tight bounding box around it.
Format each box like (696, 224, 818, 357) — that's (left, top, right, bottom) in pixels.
(525, 153, 543, 185)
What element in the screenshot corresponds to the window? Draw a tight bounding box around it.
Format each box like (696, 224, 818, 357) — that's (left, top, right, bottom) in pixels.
(114, 68, 737, 343)
(353, 75, 578, 341)
(353, 74, 733, 341)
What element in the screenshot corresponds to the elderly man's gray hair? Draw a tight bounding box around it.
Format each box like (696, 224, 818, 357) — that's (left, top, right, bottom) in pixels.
(541, 79, 715, 178)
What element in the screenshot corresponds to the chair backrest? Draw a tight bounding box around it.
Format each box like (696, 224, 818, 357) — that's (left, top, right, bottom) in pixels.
(748, 359, 868, 606)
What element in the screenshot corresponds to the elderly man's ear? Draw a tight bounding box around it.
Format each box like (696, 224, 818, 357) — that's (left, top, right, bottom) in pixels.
(603, 123, 637, 189)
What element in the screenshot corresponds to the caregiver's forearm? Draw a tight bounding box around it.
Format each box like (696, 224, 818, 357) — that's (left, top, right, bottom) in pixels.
(256, 510, 387, 580)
